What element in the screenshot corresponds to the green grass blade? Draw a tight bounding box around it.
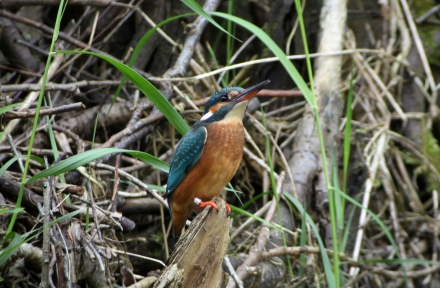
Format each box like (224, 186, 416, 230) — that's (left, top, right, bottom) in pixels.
(340, 204, 356, 252)
(261, 109, 293, 278)
(1, 208, 79, 268)
(182, 0, 240, 41)
(56, 50, 190, 135)
(0, 233, 25, 267)
(298, 206, 307, 288)
(50, 210, 81, 226)
(44, 100, 66, 184)
(7, 0, 66, 235)
(0, 155, 45, 177)
(331, 148, 344, 231)
(0, 102, 24, 141)
(211, 12, 314, 106)
(230, 192, 268, 218)
(27, 148, 169, 183)
(225, 0, 235, 85)
(128, 13, 195, 69)
(0, 102, 24, 115)
(334, 188, 401, 259)
(111, 13, 195, 108)
(343, 63, 355, 192)
(230, 205, 280, 231)
(284, 192, 335, 284)
(292, 0, 339, 284)
(126, 151, 170, 172)
(0, 208, 24, 214)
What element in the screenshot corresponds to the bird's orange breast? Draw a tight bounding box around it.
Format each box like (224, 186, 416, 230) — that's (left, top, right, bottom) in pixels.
(170, 121, 244, 213)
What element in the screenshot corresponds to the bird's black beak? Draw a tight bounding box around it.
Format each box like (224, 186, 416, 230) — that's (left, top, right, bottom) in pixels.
(234, 80, 270, 103)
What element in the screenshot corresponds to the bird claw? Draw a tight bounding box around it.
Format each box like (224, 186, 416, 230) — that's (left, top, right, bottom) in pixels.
(194, 197, 231, 217)
(194, 198, 218, 213)
(225, 203, 231, 217)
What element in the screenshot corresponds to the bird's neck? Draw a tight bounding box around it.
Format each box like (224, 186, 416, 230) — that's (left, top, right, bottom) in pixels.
(222, 100, 248, 123)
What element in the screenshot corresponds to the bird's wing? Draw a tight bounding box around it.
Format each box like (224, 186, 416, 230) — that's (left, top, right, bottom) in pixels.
(165, 125, 207, 198)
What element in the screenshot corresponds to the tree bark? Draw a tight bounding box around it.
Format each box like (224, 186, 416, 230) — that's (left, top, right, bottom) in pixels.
(153, 197, 230, 288)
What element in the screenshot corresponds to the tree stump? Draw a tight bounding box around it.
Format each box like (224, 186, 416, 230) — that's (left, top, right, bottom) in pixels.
(153, 197, 230, 288)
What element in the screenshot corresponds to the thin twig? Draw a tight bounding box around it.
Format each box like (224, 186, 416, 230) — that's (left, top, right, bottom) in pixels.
(0, 80, 134, 92)
(2, 103, 86, 119)
(95, 163, 168, 207)
(6, 134, 24, 172)
(41, 176, 52, 288)
(226, 173, 285, 288)
(224, 256, 244, 288)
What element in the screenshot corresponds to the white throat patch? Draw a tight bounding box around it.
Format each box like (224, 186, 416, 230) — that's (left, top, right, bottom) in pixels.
(200, 111, 213, 121)
(200, 100, 249, 122)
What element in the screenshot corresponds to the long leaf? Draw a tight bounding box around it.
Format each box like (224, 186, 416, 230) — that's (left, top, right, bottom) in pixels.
(0, 208, 24, 214)
(50, 210, 81, 226)
(0, 155, 45, 178)
(0, 102, 24, 115)
(181, 0, 240, 41)
(27, 148, 169, 183)
(211, 12, 314, 106)
(283, 192, 335, 284)
(56, 50, 190, 135)
(112, 13, 195, 107)
(334, 187, 401, 258)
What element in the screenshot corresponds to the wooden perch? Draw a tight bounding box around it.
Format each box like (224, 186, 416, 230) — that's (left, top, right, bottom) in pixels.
(153, 197, 230, 288)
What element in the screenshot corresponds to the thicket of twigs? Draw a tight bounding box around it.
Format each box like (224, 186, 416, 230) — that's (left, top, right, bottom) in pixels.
(1, 0, 440, 287)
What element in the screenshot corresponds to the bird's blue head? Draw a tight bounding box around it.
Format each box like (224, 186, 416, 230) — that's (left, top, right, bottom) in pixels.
(200, 80, 270, 123)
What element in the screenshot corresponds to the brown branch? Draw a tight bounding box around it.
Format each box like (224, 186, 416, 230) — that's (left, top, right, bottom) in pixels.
(2, 102, 86, 119)
(41, 181, 51, 288)
(262, 246, 440, 281)
(0, 146, 56, 156)
(0, 80, 135, 92)
(0, 173, 43, 206)
(0, 9, 156, 82)
(0, 16, 40, 72)
(0, 9, 94, 51)
(100, 113, 164, 148)
(163, 0, 222, 79)
(262, 246, 355, 263)
(0, 0, 116, 8)
(257, 89, 303, 97)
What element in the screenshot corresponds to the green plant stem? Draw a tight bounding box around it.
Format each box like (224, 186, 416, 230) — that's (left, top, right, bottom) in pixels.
(294, 0, 339, 286)
(262, 110, 293, 279)
(6, 0, 67, 235)
(225, 0, 234, 84)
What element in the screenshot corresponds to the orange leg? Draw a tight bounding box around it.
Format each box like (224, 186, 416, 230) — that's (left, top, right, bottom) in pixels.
(194, 197, 231, 217)
(195, 199, 219, 212)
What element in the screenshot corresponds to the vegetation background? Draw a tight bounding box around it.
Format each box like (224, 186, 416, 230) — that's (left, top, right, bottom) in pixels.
(0, 0, 439, 287)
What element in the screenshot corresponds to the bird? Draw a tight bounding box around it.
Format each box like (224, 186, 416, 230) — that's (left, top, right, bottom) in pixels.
(164, 80, 270, 237)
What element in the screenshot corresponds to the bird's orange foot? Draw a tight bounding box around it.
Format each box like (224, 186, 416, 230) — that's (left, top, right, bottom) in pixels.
(194, 197, 218, 213)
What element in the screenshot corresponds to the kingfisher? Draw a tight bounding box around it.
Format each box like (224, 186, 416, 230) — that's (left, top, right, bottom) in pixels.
(164, 80, 270, 237)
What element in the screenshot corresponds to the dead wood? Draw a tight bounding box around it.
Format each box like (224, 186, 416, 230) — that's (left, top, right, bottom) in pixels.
(0, 173, 43, 207)
(0, 0, 115, 8)
(283, 0, 347, 243)
(153, 197, 230, 288)
(0, 16, 39, 73)
(56, 98, 149, 136)
(2, 102, 86, 119)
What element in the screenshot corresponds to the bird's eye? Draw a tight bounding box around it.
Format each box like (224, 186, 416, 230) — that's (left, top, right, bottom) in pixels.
(220, 95, 228, 102)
